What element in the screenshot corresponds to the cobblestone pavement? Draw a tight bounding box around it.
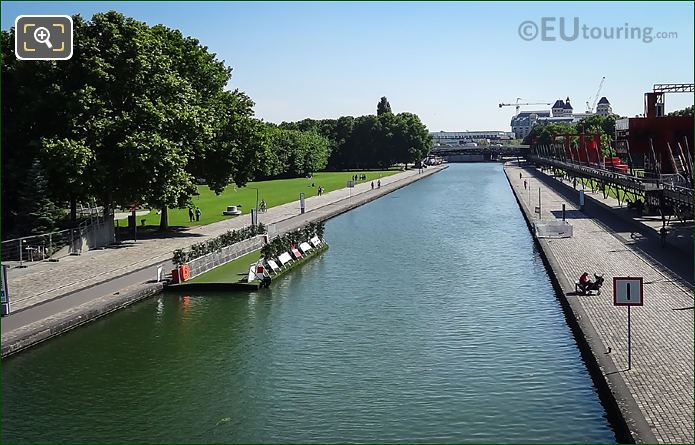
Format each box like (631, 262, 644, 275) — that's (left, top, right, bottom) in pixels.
(506, 164, 694, 444)
(6, 167, 442, 312)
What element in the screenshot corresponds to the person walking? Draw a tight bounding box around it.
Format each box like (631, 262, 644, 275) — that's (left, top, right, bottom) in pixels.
(188, 207, 194, 222)
(524, 180, 527, 190)
(371, 181, 374, 190)
(377, 179, 381, 189)
(195, 207, 201, 222)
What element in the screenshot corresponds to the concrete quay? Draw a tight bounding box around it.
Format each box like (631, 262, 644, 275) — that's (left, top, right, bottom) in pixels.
(504, 163, 693, 444)
(1, 165, 446, 357)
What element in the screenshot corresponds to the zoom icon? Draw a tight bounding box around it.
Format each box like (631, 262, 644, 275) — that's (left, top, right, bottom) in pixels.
(15, 15, 73, 60)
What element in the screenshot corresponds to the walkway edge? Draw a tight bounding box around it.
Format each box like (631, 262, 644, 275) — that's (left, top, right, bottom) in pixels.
(1, 282, 164, 357)
(503, 164, 657, 444)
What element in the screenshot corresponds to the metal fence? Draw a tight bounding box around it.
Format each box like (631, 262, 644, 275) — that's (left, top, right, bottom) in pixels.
(1, 216, 115, 268)
(186, 236, 265, 280)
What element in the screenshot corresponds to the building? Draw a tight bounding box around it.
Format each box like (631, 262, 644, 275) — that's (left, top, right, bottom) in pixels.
(510, 111, 551, 139)
(596, 97, 612, 116)
(510, 96, 615, 139)
(431, 131, 514, 147)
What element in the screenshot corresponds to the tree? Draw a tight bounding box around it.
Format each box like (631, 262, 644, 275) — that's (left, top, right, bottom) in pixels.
(377, 96, 392, 115)
(262, 127, 330, 178)
(2, 17, 89, 236)
(668, 105, 694, 117)
(40, 138, 94, 224)
(3, 11, 265, 233)
(14, 161, 64, 236)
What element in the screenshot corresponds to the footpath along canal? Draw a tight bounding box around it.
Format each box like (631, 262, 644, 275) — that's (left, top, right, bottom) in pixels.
(2, 164, 618, 443)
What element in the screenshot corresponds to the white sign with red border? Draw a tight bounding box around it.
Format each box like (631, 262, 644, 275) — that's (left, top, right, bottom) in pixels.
(613, 276, 643, 306)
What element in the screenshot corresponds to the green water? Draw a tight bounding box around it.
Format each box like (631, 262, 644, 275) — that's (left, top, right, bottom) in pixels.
(2, 164, 616, 443)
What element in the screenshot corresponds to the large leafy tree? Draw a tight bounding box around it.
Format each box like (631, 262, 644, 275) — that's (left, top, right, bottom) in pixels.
(2, 11, 264, 233)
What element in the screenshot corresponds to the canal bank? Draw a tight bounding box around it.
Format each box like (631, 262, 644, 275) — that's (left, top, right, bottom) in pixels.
(504, 163, 693, 444)
(1, 166, 446, 358)
(2, 163, 617, 443)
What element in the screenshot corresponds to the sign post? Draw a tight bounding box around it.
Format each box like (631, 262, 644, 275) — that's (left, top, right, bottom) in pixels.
(1, 264, 10, 316)
(251, 208, 258, 226)
(613, 276, 644, 370)
(299, 193, 305, 214)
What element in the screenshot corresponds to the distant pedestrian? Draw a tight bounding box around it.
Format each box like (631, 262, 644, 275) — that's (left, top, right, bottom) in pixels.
(519, 172, 522, 179)
(377, 179, 381, 189)
(524, 180, 527, 190)
(195, 207, 201, 222)
(188, 207, 194, 222)
(371, 181, 374, 190)
(260, 199, 267, 213)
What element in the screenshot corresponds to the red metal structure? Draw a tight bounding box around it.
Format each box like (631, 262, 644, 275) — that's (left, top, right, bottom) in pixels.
(616, 84, 694, 178)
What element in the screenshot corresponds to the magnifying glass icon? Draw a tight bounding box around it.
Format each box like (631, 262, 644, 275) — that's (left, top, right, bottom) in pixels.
(33, 26, 53, 49)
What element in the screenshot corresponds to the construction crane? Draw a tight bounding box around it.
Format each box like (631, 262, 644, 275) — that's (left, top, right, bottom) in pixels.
(586, 76, 606, 113)
(499, 98, 552, 115)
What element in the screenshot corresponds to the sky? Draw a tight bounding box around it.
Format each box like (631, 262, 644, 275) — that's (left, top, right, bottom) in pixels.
(2, 1, 694, 132)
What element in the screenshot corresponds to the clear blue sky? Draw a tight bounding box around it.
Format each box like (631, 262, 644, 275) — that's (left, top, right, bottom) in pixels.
(2, 1, 693, 132)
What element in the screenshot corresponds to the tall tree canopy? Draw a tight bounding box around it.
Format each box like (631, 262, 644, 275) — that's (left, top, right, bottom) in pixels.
(280, 110, 432, 170)
(1, 11, 265, 234)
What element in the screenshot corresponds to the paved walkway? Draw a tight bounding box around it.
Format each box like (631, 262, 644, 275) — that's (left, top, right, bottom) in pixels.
(505, 164, 693, 444)
(4, 167, 442, 312)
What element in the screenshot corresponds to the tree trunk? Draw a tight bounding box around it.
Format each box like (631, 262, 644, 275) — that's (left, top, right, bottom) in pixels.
(159, 206, 168, 232)
(70, 197, 77, 226)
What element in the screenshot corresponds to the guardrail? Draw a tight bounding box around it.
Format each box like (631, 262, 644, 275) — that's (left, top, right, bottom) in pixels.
(1, 217, 115, 268)
(185, 236, 265, 280)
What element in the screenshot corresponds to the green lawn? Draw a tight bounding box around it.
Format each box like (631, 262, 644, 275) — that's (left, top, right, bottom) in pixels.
(578, 178, 640, 203)
(135, 170, 398, 228)
(187, 250, 262, 284)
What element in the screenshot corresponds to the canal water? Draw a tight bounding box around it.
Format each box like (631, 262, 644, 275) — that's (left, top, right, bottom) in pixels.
(2, 164, 616, 443)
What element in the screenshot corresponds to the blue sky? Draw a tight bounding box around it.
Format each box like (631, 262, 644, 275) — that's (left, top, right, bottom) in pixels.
(2, 1, 694, 132)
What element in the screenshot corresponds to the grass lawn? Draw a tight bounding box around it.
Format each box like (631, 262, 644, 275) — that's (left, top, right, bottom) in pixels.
(134, 170, 398, 228)
(186, 250, 262, 284)
(578, 178, 640, 203)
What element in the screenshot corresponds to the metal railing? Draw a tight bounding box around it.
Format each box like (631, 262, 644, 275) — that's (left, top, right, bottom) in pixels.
(186, 236, 265, 280)
(1, 215, 114, 268)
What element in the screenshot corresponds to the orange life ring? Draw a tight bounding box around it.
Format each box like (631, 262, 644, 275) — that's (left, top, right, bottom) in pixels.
(180, 264, 190, 281)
